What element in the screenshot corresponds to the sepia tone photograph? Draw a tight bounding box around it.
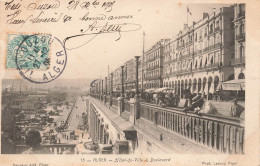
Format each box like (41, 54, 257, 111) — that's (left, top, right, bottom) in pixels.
(0, 0, 258, 165)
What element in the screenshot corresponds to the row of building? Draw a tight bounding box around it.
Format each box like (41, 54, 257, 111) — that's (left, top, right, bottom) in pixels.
(91, 4, 245, 99)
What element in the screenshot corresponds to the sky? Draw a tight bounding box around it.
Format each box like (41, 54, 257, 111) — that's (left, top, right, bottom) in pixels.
(1, 0, 233, 80)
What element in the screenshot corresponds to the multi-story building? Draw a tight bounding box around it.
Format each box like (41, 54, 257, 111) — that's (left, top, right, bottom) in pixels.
(124, 58, 135, 91)
(232, 4, 245, 79)
(144, 39, 170, 89)
(162, 6, 235, 99)
(112, 67, 121, 92)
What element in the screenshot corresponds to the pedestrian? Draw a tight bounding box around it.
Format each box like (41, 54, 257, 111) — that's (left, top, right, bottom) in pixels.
(230, 98, 244, 117)
(184, 89, 192, 108)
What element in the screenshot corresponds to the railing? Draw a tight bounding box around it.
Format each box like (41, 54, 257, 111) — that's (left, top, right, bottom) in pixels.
(203, 47, 209, 52)
(215, 27, 220, 32)
(139, 103, 244, 154)
(231, 57, 245, 65)
(177, 45, 184, 49)
(15, 144, 77, 154)
(215, 43, 221, 49)
(181, 54, 190, 59)
(238, 12, 245, 18)
(209, 45, 215, 51)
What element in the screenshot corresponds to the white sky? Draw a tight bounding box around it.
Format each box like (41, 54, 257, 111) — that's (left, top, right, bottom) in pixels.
(1, 1, 233, 80)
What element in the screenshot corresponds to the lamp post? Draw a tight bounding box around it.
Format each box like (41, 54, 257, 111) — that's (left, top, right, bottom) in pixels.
(101, 79, 103, 95)
(105, 77, 107, 95)
(121, 65, 125, 97)
(110, 73, 113, 97)
(142, 31, 145, 93)
(135, 56, 140, 98)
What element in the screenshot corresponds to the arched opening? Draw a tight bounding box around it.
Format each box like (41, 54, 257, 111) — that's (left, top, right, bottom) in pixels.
(185, 79, 188, 89)
(240, 45, 244, 59)
(188, 79, 192, 90)
(175, 81, 177, 93)
(172, 81, 174, 89)
(202, 77, 207, 94)
(198, 78, 202, 93)
(238, 73, 245, 79)
(208, 77, 213, 100)
(181, 80, 184, 98)
(228, 74, 234, 81)
(214, 76, 220, 92)
(193, 78, 197, 94)
(177, 80, 181, 96)
(205, 57, 208, 66)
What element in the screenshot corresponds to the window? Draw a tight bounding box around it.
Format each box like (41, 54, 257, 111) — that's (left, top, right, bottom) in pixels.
(204, 27, 207, 36)
(238, 73, 245, 79)
(240, 45, 245, 58)
(216, 20, 219, 28)
(210, 24, 213, 33)
(240, 24, 245, 34)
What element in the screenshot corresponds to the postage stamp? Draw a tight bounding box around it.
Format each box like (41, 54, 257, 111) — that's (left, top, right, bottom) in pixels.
(6, 33, 67, 84)
(6, 34, 51, 70)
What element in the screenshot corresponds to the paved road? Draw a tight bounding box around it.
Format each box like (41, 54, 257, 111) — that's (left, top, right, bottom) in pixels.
(53, 105, 71, 126)
(68, 97, 86, 131)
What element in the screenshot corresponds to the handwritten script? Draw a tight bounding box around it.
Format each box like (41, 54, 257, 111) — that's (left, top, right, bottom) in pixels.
(4, 0, 142, 50)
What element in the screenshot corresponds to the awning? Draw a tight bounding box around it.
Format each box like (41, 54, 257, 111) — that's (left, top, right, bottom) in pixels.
(221, 79, 245, 91)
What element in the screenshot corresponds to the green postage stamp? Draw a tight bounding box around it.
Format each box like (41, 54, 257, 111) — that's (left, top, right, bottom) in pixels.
(6, 34, 51, 70)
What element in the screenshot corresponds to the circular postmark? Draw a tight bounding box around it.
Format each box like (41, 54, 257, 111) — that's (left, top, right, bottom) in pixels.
(14, 34, 67, 84)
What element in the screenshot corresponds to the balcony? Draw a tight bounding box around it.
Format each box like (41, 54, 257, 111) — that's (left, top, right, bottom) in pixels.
(181, 54, 191, 59)
(203, 47, 209, 52)
(236, 33, 245, 42)
(146, 75, 161, 80)
(231, 57, 245, 65)
(177, 44, 184, 50)
(214, 43, 222, 49)
(238, 11, 245, 18)
(208, 45, 215, 51)
(215, 27, 220, 32)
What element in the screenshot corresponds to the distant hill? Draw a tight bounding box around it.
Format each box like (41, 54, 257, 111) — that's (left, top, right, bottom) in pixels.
(2, 78, 96, 91)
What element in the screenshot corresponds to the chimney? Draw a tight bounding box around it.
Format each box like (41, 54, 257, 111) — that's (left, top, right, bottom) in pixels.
(203, 12, 209, 19)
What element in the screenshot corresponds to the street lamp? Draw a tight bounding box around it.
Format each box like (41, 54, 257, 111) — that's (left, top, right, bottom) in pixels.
(110, 73, 113, 97)
(121, 65, 125, 97)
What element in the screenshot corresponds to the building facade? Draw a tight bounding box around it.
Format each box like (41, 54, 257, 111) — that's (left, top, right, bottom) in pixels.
(144, 39, 169, 89)
(232, 4, 245, 79)
(162, 6, 235, 99)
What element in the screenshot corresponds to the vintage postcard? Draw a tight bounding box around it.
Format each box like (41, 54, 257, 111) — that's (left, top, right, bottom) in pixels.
(0, 0, 259, 165)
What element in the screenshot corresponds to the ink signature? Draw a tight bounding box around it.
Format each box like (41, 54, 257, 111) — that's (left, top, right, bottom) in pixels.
(63, 21, 142, 50)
